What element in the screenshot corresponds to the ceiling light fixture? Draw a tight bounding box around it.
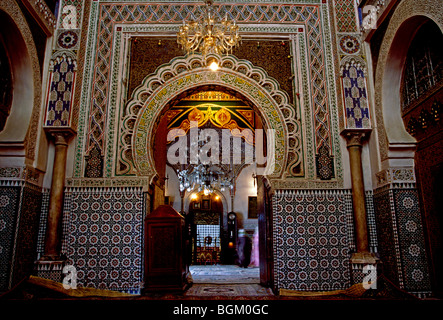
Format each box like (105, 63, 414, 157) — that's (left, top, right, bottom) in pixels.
(177, 164, 233, 194)
(177, 0, 241, 59)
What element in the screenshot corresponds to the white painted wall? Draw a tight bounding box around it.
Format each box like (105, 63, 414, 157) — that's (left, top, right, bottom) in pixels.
(233, 164, 258, 231)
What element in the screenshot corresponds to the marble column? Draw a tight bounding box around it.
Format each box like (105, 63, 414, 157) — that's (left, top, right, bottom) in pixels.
(342, 130, 376, 264)
(43, 132, 72, 260)
(35, 130, 73, 280)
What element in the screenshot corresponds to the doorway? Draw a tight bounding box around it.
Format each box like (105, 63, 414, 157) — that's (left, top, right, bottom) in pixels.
(398, 19, 443, 295)
(188, 192, 223, 265)
(185, 191, 261, 284)
(153, 88, 273, 288)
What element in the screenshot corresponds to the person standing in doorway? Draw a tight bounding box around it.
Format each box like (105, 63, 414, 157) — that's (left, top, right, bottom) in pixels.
(250, 227, 259, 267)
(236, 229, 252, 268)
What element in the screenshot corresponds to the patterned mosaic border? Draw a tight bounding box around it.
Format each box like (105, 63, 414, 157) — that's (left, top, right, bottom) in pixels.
(366, 190, 379, 253)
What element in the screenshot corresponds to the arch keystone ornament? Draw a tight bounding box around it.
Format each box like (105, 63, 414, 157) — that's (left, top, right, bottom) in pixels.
(119, 54, 302, 183)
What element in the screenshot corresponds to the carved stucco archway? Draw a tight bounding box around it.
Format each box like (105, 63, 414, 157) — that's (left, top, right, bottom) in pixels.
(374, 0, 443, 162)
(371, 0, 442, 295)
(0, 2, 43, 162)
(120, 54, 302, 184)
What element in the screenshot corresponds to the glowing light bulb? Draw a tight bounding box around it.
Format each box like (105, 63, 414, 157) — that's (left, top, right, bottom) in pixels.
(209, 60, 219, 71)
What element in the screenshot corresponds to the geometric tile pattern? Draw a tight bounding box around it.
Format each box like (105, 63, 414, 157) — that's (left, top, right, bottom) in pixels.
(392, 188, 431, 292)
(341, 62, 371, 129)
(334, 0, 358, 32)
(374, 184, 432, 295)
(61, 187, 144, 294)
(11, 185, 43, 286)
(0, 184, 42, 290)
(0, 187, 20, 291)
(366, 191, 379, 253)
(273, 190, 352, 291)
(44, 55, 76, 127)
(373, 186, 402, 286)
(36, 188, 50, 257)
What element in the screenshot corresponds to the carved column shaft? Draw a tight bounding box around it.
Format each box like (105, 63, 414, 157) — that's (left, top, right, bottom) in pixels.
(42, 132, 72, 260)
(342, 130, 371, 255)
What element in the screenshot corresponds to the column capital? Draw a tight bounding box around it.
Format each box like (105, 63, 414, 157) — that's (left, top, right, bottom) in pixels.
(44, 128, 76, 145)
(341, 129, 372, 148)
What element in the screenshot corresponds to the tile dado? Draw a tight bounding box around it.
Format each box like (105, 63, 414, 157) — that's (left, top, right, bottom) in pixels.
(61, 187, 144, 294)
(37, 183, 429, 296)
(273, 189, 354, 291)
(0, 187, 21, 291)
(373, 183, 432, 296)
(0, 184, 42, 291)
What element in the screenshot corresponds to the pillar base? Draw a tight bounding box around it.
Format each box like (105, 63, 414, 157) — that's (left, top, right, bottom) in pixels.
(350, 251, 379, 264)
(350, 252, 379, 286)
(34, 258, 66, 283)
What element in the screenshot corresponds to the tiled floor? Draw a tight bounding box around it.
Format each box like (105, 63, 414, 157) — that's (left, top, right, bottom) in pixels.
(189, 264, 260, 284)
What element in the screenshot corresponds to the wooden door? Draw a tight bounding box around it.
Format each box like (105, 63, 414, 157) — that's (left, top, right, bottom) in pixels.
(257, 177, 274, 289)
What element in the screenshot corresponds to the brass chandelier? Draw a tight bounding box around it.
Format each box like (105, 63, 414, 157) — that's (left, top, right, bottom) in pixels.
(177, 0, 241, 58)
(177, 164, 234, 195)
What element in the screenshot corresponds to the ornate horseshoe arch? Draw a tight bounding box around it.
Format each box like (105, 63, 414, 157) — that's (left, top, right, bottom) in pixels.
(119, 54, 302, 183)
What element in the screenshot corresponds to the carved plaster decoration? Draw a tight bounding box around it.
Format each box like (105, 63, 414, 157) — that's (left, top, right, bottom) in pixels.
(0, 1, 43, 162)
(120, 54, 301, 184)
(74, 2, 341, 184)
(373, 0, 443, 161)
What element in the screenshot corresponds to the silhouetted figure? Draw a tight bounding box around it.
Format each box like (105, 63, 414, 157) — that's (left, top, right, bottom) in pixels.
(236, 229, 252, 268)
(250, 226, 259, 267)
